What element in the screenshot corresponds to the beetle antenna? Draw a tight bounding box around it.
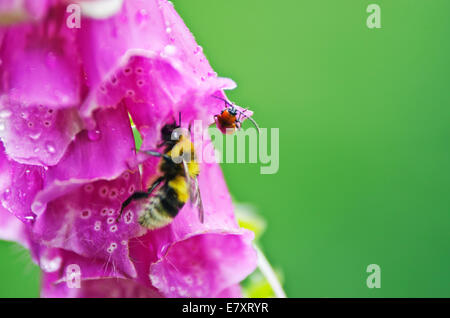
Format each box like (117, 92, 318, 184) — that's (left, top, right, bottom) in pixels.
(237, 110, 260, 134)
(212, 95, 233, 109)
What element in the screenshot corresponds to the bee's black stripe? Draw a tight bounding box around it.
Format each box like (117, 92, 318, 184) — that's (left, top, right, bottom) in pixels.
(160, 196, 183, 217)
(159, 186, 184, 217)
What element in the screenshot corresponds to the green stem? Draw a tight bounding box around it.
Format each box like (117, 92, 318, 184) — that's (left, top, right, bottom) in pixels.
(255, 245, 287, 298)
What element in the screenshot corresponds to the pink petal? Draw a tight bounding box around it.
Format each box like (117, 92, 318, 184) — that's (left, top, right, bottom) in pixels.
(0, 5, 84, 166)
(215, 284, 243, 298)
(43, 277, 162, 298)
(0, 97, 83, 166)
(32, 104, 136, 216)
(150, 232, 256, 298)
(0, 205, 28, 247)
(33, 169, 145, 278)
(0, 141, 44, 223)
(40, 247, 163, 298)
(77, 0, 236, 132)
(132, 157, 257, 298)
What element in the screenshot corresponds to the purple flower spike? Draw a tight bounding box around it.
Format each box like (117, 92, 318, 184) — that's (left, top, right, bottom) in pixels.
(0, 0, 258, 298)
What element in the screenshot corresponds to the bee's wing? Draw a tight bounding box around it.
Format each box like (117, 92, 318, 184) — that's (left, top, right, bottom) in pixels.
(182, 159, 205, 223)
(192, 177, 204, 223)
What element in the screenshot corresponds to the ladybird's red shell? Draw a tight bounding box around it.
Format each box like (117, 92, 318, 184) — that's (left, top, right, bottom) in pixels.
(215, 115, 237, 134)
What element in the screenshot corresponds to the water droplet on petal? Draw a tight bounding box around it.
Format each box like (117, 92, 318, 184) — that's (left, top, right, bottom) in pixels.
(164, 45, 176, 56)
(29, 131, 41, 140)
(45, 142, 56, 154)
(23, 215, 35, 223)
(40, 256, 62, 273)
(88, 129, 101, 141)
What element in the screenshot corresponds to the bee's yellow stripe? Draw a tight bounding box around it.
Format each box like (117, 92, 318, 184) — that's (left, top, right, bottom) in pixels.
(168, 175, 189, 203)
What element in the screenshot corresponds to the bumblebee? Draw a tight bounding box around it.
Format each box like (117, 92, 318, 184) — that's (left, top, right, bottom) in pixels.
(213, 96, 260, 134)
(119, 114, 204, 229)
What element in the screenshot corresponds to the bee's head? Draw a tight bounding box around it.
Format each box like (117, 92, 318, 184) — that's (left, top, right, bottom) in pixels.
(159, 113, 186, 151)
(160, 122, 179, 143)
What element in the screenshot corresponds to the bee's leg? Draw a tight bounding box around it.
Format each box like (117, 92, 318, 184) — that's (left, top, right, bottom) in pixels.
(117, 176, 164, 222)
(145, 176, 165, 195)
(141, 150, 172, 161)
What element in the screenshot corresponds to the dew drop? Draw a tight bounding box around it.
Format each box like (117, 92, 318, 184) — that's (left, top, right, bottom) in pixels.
(163, 45, 176, 56)
(23, 215, 35, 223)
(29, 131, 41, 140)
(45, 142, 56, 154)
(88, 129, 101, 141)
(40, 256, 62, 273)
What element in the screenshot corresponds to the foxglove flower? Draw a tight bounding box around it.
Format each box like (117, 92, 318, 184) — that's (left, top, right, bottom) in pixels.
(0, 0, 257, 297)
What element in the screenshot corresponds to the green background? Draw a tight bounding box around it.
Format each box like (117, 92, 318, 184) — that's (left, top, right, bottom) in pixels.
(1, 0, 449, 297)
